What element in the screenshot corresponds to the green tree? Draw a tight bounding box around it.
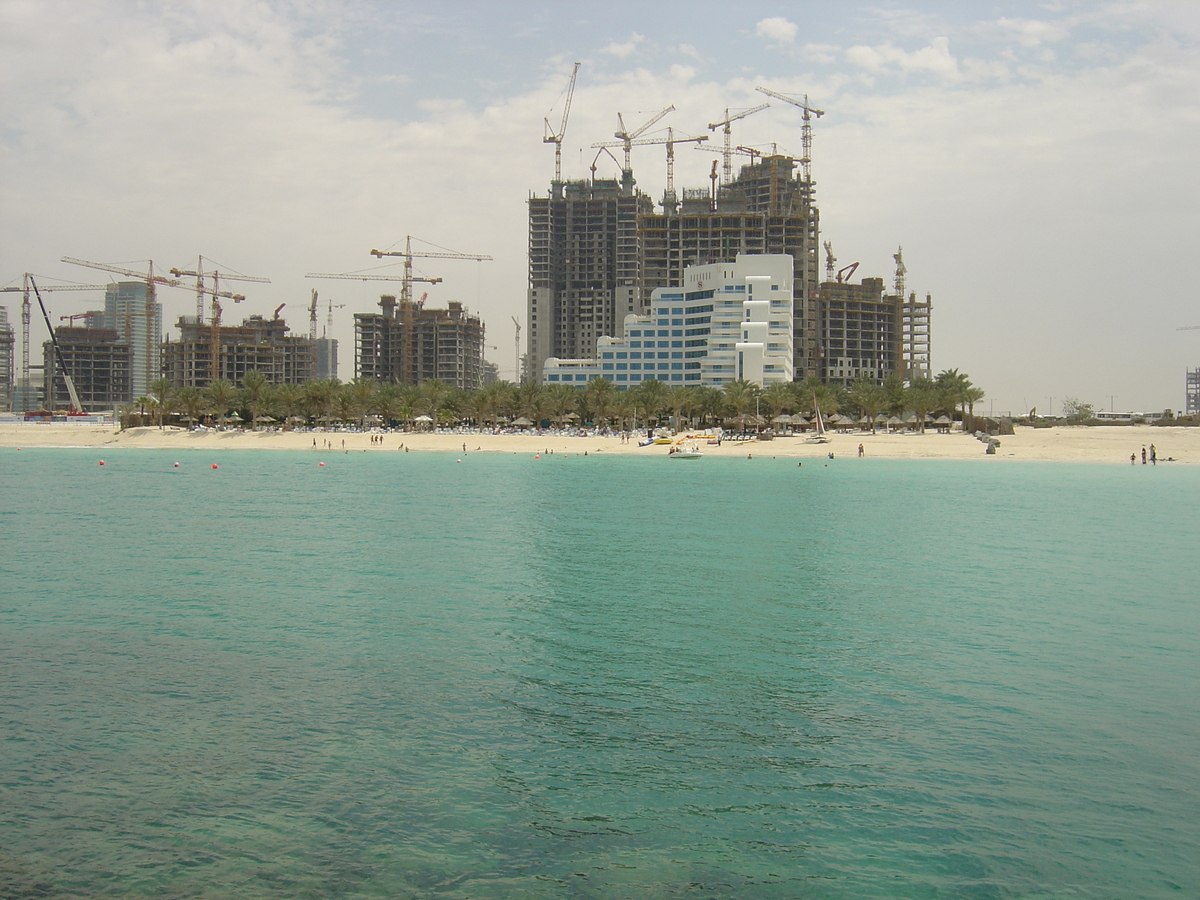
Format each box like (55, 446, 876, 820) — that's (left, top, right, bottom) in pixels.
(722, 379, 761, 434)
(240, 369, 269, 429)
(204, 379, 238, 423)
(176, 387, 205, 426)
(905, 376, 942, 433)
(148, 377, 175, 429)
(1062, 397, 1095, 423)
(630, 377, 670, 427)
(582, 377, 616, 427)
(847, 375, 887, 432)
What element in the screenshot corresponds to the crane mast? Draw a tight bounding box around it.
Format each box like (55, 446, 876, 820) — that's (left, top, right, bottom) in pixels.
(707, 103, 769, 185)
(170, 257, 269, 324)
(754, 86, 824, 182)
(543, 62, 581, 183)
(369, 236, 491, 305)
(0, 276, 104, 409)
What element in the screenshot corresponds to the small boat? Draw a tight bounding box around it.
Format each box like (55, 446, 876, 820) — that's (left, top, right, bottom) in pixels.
(805, 395, 832, 444)
(669, 440, 703, 459)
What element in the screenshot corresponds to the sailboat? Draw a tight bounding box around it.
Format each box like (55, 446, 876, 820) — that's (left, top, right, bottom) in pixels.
(805, 395, 832, 444)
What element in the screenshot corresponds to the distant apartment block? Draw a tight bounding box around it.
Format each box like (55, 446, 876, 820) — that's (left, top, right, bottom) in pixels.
(354, 296, 484, 390)
(42, 326, 132, 410)
(163, 313, 319, 388)
(0, 306, 13, 410)
(1187, 368, 1200, 416)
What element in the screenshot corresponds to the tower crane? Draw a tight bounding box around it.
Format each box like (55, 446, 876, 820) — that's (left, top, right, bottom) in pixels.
(308, 290, 319, 341)
(169, 256, 269, 322)
(823, 241, 836, 281)
(368, 236, 490, 305)
(707, 103, 769, 185)
(592, 127, 708, 202)
(0, 276, 104, 406)
(610, 105, 674, 174)
(754, 87, 824, 182)
(62, 257, 244, 389)
(543, 61, 581, 183)
(512, 316, 521, 383)
(327, 301, 344, 337)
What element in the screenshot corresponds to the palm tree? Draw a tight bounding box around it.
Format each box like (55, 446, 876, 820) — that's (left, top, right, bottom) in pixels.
(346, 378, 378, 429)
(722, 379, 761, 434)
(241, 369, 269, 429)
(582, 377, 616, 428)
(665, 386, 695, 432)
(847, 375, 887, 432)
(204, 379, 238, 424)
(148, 377, 175, 429)
(692, 386, 725, 428)
(417, 379, 451, 427)
(631, 377, 669, 428)
(905, 376, 942, 433)
(176, 386, 206, 427)
(545, 383, 579, 427)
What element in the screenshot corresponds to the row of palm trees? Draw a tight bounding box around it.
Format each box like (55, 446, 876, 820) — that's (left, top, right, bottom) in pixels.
(135, 369, 984, 433)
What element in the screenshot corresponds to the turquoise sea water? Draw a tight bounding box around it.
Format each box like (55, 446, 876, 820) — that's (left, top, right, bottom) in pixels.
(1, 447, 1198, 899)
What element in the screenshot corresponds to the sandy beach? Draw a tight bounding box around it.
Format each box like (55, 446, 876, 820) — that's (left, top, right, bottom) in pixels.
(1, 422, 1194, 465)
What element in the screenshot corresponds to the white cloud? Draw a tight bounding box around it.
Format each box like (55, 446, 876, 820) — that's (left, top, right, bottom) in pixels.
(845, 37, 960, 81)
(756, 17, 797, 46)
(990, 17, 1070, 48)
(604, 33, 644, 58)
(802, 43, 840, 65)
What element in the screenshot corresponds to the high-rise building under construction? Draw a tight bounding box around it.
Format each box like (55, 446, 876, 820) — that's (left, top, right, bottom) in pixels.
(528, 155, 822, 382)
(354, 296, 484, 390)
(527, 104, 932, 387)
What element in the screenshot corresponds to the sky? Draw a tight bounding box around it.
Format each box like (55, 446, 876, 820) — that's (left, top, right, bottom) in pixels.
(2, 0, 1199, 415)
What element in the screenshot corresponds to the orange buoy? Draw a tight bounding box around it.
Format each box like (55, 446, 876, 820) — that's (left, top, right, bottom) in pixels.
(98, 460, 105, 465)
(211, 463, 219, 469)
(318, 461, 325, 466)
(173, 462, 180, 467)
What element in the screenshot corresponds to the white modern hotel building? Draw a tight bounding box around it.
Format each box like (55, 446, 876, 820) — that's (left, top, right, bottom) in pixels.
(543, 254, 794, 389)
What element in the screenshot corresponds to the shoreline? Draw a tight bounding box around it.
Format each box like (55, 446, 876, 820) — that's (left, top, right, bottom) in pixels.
(1, 423, 1194, 465)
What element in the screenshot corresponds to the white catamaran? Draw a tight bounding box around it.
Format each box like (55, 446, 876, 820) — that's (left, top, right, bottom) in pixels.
(806, 396, 832, 444)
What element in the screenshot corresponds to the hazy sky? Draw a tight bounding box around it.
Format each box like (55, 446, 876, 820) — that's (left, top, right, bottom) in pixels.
(3, 0, 1198, 414)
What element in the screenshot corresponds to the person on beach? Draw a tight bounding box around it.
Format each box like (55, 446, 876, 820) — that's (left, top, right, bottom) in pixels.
(1131, 452, 1136, 465)
(858, 443, 864, 457)
(1141, 446, 1147, 464)
(1150, 444, 1157, 465)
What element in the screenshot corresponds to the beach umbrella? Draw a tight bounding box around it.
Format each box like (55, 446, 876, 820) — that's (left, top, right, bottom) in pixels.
(414, 415, 433, 422)
(771, 413, 792, 423)
(253, 415, 275, 423)
(791, 414, 809, 425)
(512, 416, 533, 426)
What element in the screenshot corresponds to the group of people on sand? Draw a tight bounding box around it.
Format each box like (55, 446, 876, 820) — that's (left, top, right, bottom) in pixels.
(1132, 444, 1157, 465)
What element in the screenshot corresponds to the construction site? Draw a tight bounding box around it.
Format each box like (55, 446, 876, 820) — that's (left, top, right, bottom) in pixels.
(528, 71, 932, 387)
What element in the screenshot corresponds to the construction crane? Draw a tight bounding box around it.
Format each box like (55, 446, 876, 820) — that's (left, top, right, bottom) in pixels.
(62, 257, 244, 389)
(30, 277, 84, 413)
(707, 103, 769, 185)
(368, 236, 490, 305)
(592, 127, 708, 201)
(327, 300, 344, 337)
(608, 105, 675, 174)
(169, 256, 269, 322)
(543, 61, 581, 183)
(61, 258, 182, 396)
(0, 276, 104, 405)
(512, 316, 521, 383)
(823, 241, 836, 281)
(754, 87, 824, 182)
